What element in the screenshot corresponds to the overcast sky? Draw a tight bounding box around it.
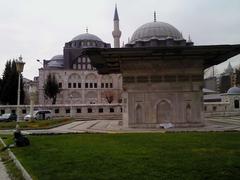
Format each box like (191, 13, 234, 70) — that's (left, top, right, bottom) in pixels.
(0, 0, 240, 80)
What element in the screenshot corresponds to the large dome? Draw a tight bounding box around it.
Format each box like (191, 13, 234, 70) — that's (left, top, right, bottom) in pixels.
(227, 86, 240, 95)
(72, 33, 102, 42)
(130, 21, 183, 43)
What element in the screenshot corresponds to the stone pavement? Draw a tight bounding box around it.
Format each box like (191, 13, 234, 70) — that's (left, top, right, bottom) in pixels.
(20, 116, 240, 135)
(0, 159, 10, 180)
(1, 116, 240, 135)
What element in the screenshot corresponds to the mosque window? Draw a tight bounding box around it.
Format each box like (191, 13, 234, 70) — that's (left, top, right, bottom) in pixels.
(90, 83, 93, 88)
(78, 83, 81, 88)
(94, 83, 97, 88)
(110, 83, 113, 88)
(99, 108, 103, 113)
(213, 106, 217, 111)
(101, 83, 104, 88)
(1, 109, 5, 114)
(82, 64, 86, 70)
(87, 64, 91, 70)
(55, 109, 59, 114)
(68, 83, 71, 88)
(77, 108, 81, 113)
(110, 108, 114, 113)
(73, 83, 76, 88)
(58, 83, 62, 88)
(87, 58, 90, 63)
(105, 83, 109, 88)
(73, 64, 76, 69)
(82, 57, 86, 63)
(87, 41, 90, 46)
(85, 83, 88, 88)
(81, 41, 84, 46)
(66, 109, 70, 114)
(88, 108, 92, 113)
(78, 58, 81, 63)
(78, 64, 81, 69)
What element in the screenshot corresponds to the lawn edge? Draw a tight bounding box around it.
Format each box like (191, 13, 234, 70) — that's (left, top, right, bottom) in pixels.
(0, 137, 32, 180)
(0, 118, 75, 131)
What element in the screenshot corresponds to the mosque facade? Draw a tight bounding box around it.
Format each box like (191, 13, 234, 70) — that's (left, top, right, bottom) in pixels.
(38, 7, 122, 105)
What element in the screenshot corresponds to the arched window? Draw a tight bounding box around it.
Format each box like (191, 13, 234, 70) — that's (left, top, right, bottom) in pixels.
(101, 75, 113, 89)
(85, 73, 97, 89)
(68, 73, 81, 89)
(234, 100, 239, 109)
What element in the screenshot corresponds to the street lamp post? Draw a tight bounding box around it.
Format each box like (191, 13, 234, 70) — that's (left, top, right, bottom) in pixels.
(15, 56, 25, 129)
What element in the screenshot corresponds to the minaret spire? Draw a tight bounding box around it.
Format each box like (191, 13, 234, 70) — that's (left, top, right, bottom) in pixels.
(154, 11, 156, 22)
(112, 4, 121, 48)
(114, 4, 119, 21)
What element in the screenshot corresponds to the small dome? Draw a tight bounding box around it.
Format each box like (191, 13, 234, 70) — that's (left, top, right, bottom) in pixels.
(227, 86, 240, 95)
(51, 55, 63, 60)
(72, 33, 102, 42)
(130, 21, 183, 43)
(47, 55, 64, 68)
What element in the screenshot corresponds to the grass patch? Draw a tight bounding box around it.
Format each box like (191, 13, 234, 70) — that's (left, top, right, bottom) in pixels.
(0, 118, 74, 130)
(1, 132, 240, 180)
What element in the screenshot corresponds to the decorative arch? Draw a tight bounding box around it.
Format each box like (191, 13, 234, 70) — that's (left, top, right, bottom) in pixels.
(70, 91, 81, 98)
(135, 104, 143, 124)
(101, 75, 113, 83)
(85, 73, 97, 82)
(156, 99, 172, 123)
(68, 73, 81, 82)
(185, 104, 191, 122)
(234, 99, 239, 109)
(85, 91, 97, 104)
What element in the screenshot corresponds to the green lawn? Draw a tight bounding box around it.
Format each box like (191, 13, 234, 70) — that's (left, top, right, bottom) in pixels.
(2, 132, 240, 180)
(0, 118, 73, 130)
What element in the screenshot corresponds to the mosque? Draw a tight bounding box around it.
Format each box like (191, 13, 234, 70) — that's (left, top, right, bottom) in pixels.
(38, 7, 123, 105)
(37, 6, 240, 128)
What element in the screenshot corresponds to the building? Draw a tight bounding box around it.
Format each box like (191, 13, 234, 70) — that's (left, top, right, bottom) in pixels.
(204, 86, 240, 117)
(85, 12, 240, 128)
(38, 7, 122, 105)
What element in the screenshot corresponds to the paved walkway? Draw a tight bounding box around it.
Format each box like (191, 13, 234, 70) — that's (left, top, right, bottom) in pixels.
(0, 158, 10, 180)
(1, 116, 240, 135)
(19, 116, 240, 135)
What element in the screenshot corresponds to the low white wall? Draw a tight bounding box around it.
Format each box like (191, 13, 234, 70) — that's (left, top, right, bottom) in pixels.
(0, 104, 122, 119)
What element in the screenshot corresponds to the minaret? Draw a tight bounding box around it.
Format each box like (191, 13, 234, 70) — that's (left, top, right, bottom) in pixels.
(112, 4, 121, 48)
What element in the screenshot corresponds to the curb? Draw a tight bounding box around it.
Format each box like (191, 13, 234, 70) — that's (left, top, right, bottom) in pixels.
(0, 137, 32, 180)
